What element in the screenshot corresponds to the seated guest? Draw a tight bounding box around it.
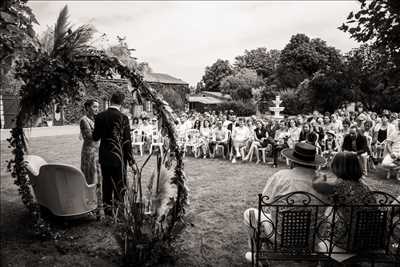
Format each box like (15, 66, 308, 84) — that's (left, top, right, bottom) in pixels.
(341, 125, 370, 175)
(209, 120, 229, 159)
(243, 143, 326, 262)
(192, 119, 201, 131)
(382, 120, 400, 180)
(349, 111, 357, 125)
(312, 120, 325, 149)
(287, 119, 301, 149)
(322, 115, 331, 132)
(175, 118, 186, 147)
(271, 120, 290, 168)
(389, 112, 398, 127)
(355, 113, 368, 132)
(140, 116, 153, 136)
(246, 118, 256, 132)
(222, 114, 232, 129)
(321, 130, 338, 167)
(199, 119, 213, 158)
(231, 118, 250, 163)
(243, 120, 269, 163)
(312, 152, 375, 250)
(337, 118, 351, 148)
(180, 115, 192, 132)
(341, 118, 351, 134)
(225, 113, 236, 158)
(363, 120, 373, 137)
(322, 130, 338, 153)
(299, 122, 318, 146)
(373, 114, 395, 161)
(131, 117, 141, 131)
(244, 118, 256, 155)
(328, 114, 342, 133)
(140, 116, 153, 149)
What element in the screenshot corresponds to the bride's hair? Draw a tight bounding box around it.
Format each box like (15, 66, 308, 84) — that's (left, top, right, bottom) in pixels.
(84, 99, 97, 111)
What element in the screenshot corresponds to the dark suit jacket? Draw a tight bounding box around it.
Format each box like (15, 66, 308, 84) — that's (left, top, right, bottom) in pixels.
(341, 134, 369, 155)
(93, 107, 134, 167)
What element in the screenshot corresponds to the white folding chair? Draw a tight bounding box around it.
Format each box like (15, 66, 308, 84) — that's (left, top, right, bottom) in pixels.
(184, 129, 201, 158)
(257, 146, 271, 164)
(149, 130, 164, 159)
(132, 130, 144, 157)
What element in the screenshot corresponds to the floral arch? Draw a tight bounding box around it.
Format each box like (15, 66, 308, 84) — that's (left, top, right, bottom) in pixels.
(7, 47, 188, 262)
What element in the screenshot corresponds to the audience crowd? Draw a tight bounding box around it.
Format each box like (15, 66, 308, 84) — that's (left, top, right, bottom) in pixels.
(130, 102, 400, 179)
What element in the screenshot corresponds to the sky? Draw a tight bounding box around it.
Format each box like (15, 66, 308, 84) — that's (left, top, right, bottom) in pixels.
(28, 1, 361, 86)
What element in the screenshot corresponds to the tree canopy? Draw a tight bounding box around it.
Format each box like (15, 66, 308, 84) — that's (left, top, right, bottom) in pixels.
(201, 59, 234, 92)
(339, 0, 400, 112)
(220, 68, 264, 103)
(339, 0, 400, 68)
(234, 47, 280, 80)
(276, 33, 343, 88)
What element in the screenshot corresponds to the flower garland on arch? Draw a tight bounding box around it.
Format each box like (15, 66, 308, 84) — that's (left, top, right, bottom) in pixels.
(7, 48, 189, 241)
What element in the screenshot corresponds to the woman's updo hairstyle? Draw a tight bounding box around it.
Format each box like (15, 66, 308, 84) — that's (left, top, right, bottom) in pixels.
(84, 99, 97, 112)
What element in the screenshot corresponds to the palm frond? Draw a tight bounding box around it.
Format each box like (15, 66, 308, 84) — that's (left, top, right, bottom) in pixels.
(54, 24, 95, 58)
(52, 5, 70, 55)
(65, 25, 95, 52)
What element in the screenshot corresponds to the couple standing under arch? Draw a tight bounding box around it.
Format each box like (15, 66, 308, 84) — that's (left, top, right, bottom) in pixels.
(80, 91, 137, 216)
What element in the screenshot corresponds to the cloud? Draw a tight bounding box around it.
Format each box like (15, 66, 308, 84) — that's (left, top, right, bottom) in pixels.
(29, 1, 361, 85)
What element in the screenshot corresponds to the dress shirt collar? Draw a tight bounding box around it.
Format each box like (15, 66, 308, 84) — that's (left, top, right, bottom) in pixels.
(108, 105, 121, 111)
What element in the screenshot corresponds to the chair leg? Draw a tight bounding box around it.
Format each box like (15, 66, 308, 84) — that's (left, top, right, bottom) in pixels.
(262, 151, 266, 164)
(159, 145, 163, 161)
(140, 145, 143, 157)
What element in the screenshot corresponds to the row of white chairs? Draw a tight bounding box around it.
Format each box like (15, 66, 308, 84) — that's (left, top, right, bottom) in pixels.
(131, 130, 164, 159)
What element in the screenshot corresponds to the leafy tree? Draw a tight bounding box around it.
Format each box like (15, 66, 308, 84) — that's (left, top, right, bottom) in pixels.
(137, 62, 152, 74)
(201, 59, 234, 92)
(214, 101, 255, 116)
(339, 0, 400, 68)
(234, 47, 280, 80)
(344, 44, 400, 112)
(195, 81, 205, 93)
(38, 26, 55, 55)
(105, 36, 139, 71)
(13, 5, 99, 121)
(220, 68, 264, 103)
(339, 0, 400, 112)
(276, 33, 343, 88)
(276, 88, 301, 115)
(0, 0, 39, 88)
(308, 71, 353, 113)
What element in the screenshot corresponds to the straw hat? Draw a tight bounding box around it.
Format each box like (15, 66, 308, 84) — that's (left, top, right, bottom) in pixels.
(281, 143, 325, 167)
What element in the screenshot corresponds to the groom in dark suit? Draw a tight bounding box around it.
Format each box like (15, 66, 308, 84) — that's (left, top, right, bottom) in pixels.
(93, 91, 135, 214)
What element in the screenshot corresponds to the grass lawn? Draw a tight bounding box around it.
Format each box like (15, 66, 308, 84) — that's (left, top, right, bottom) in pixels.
(1, 134, 399, 266)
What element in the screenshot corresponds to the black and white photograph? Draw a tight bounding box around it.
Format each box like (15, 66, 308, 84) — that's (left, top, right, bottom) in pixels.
(1, 0, 400, 266)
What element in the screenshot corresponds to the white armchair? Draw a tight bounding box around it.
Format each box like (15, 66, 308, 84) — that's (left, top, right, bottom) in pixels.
(24, 155, 97, 217)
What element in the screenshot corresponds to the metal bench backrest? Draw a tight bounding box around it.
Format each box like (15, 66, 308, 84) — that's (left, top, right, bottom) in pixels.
(280, 209, 312, 254)
(256, 191, 400, 258)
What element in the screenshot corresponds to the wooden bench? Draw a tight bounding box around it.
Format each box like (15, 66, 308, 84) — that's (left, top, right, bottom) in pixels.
(248, 191, 400, 266)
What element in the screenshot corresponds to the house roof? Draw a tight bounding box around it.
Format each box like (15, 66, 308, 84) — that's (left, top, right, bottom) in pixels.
(188, 96, 225, 104)
(143, 72, 188, 85)
(201, 91, 232, 100)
